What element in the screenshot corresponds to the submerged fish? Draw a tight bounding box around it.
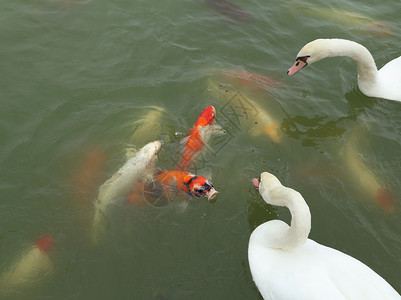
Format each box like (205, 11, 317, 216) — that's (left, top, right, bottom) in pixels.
(205, 0, 254, 23)
(130, 106, 165, 147)
(178, 106, 218, 171)
(223, 69, 282, 92)
(207, 79, 282, 143)
(92, 140, 162, 243)
(155, 170, 218, 201)
(0, 235, 54, 290)
(342, 127, 395, 212)
(73, 146, 107, 203)
(292, 5, 392, 37)
(127, 170, 218, 207)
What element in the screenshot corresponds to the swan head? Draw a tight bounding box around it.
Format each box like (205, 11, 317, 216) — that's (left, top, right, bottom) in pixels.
(252, 172, 284, 206)
(287, 39, 332, 75)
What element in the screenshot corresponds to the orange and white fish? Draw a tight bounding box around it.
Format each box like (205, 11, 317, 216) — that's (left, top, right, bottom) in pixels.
(178, 106, 218, 171)
(155, 170, 218, 201)
(0, 235, 54, 290)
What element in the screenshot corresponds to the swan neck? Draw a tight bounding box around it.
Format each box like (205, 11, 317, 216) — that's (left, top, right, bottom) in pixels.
(285, 189, 311, 249)
(325, 39, 378, 90)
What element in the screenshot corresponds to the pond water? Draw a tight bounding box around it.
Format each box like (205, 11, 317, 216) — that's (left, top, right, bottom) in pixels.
(0, 0, 400, 298)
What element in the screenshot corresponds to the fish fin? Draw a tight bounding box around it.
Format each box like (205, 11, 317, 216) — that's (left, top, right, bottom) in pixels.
(125, 145, 138, 159)
(200, 168, 213, 181)
(180, 135, 190, 146)
(175, 199, 189, 213)
(198, 124, 224, 143)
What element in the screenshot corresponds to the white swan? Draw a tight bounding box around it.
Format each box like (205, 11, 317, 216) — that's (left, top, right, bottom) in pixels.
(287, 38, 401, 101)
(248, 172, 400, 300)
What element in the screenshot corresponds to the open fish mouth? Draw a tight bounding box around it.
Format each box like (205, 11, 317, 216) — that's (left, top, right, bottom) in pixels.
(207, 188, 219, 201)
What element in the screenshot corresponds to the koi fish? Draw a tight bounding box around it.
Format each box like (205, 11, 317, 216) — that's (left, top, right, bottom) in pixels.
(155, 170, 218, 201)
(205, 0, 254, 23)
(207, 79, 282, 143)
(342, 126, 395, 212)
(92, 140, 162, 244)
(130, 106, 165, 147)
(292, 5, 391, 37)
(73, 146, 107, 203)
(177, 106, 218, 171)
(0, 235, 54, 290)
(223, 69, 282, 92)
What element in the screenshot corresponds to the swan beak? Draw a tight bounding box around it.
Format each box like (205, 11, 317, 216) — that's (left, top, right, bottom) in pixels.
(208, 189, 218, 201)
(251, 177, 260, 189)
(287, 59, 308, 76)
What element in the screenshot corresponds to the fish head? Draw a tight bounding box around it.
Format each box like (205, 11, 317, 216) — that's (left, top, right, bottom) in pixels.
(35, 235, 55, 253)
(187, 175, 218, 201)
(143, 140, 162, 157)
(194, 106, 216, 127)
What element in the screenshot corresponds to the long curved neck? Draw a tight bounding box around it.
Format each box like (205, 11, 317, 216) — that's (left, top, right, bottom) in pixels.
(324, 39, 379, 92)
(256, 186, 311, 250)
(278, 188, 311, 249)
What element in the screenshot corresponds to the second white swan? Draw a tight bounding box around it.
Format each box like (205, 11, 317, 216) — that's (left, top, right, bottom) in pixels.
(287, 38, 401, 102)
(248, 172, 400, 299)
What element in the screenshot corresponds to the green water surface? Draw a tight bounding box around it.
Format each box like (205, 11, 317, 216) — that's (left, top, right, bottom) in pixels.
(1, 0, 401, 298)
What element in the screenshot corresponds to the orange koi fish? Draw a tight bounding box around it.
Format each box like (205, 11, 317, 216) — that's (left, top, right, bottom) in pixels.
(73, 146, 107, 203)
(155, 170, 218, 201)
(178, 106, 216, 171)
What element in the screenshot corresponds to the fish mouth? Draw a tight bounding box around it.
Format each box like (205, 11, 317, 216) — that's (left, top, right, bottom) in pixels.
(251, 177, 260, 189)
(287, 56, 309, 76)
(153, 140, 162, 153)
(207, 189, 218, 201)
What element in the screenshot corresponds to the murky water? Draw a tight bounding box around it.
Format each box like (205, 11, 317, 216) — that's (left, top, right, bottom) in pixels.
(0, 0, 400, 298)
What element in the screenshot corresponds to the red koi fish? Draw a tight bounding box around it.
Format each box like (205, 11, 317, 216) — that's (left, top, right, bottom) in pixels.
(156, 170, 218, 201)
(178, 106, 216, 171)
(224, 69, 282, 91)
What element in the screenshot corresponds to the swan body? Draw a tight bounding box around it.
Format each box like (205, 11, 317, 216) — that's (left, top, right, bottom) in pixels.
(288, 38, 401, 101)
(248, 172, 400, 300)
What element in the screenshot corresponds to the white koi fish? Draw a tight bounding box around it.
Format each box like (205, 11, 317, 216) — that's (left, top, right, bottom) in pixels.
(92, 140, 162, 244)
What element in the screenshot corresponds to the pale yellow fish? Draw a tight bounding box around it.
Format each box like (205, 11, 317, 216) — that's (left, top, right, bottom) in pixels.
(207, 79, 281, 143)
(92, 140, 162, 244)
(341, 126, 395, 212)
(293, 5, 391, 37)
(0, 241, 53, 291)
(130, 106, 165, 146)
